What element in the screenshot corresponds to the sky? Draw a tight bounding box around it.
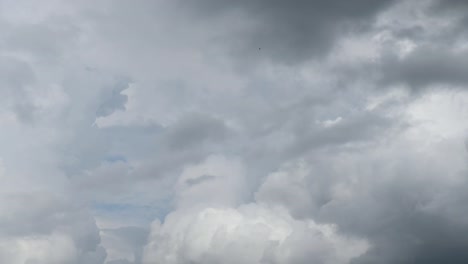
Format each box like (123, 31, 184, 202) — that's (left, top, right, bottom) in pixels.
(1, 0, 468, 263)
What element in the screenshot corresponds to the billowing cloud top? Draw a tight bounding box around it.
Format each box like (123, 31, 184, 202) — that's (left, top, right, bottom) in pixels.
(1, 0, 468, 263)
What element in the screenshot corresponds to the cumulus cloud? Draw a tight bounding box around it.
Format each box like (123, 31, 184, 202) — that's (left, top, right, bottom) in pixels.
(143, 155, 369, 264)
(255, 90, 468, 263)
(144, 205, 368, 264)
(0, 190, 106, 263)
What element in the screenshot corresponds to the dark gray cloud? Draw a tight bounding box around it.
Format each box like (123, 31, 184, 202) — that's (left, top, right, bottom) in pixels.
(176, 0, 397, 64)
(185, 174, 217, 186)
(379, 47, 468, 89)
(164, 113, 228, 150)
(431, 0, 468, 12)
(338, 179, 468, 264)
(356, 0, 468, 92)
(256, 137, 468, 264)
(285, 111, 398, 158)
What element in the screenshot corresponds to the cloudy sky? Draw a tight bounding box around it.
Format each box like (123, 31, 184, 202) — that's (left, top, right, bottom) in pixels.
(1, 0, 468, 263)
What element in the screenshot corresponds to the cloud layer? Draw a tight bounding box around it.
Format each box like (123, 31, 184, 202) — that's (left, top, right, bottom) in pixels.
(1, 0, 468, 263)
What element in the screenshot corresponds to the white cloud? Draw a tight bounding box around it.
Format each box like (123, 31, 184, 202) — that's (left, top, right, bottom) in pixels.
(0, 233, 77, 264)
(143, 156, 368, 264)
(144, 205, 368, 264)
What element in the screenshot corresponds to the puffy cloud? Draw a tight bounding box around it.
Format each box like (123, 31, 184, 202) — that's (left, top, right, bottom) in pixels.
(0, 233, 77, 264)
(255, 90, 468, 263)
(143, 155, 368, 264)
(0, 191, 106, 263)
(144, 205, 368, 264)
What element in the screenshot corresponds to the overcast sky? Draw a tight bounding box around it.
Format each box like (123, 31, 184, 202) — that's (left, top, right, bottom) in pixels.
(1, 0, 468, 263)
